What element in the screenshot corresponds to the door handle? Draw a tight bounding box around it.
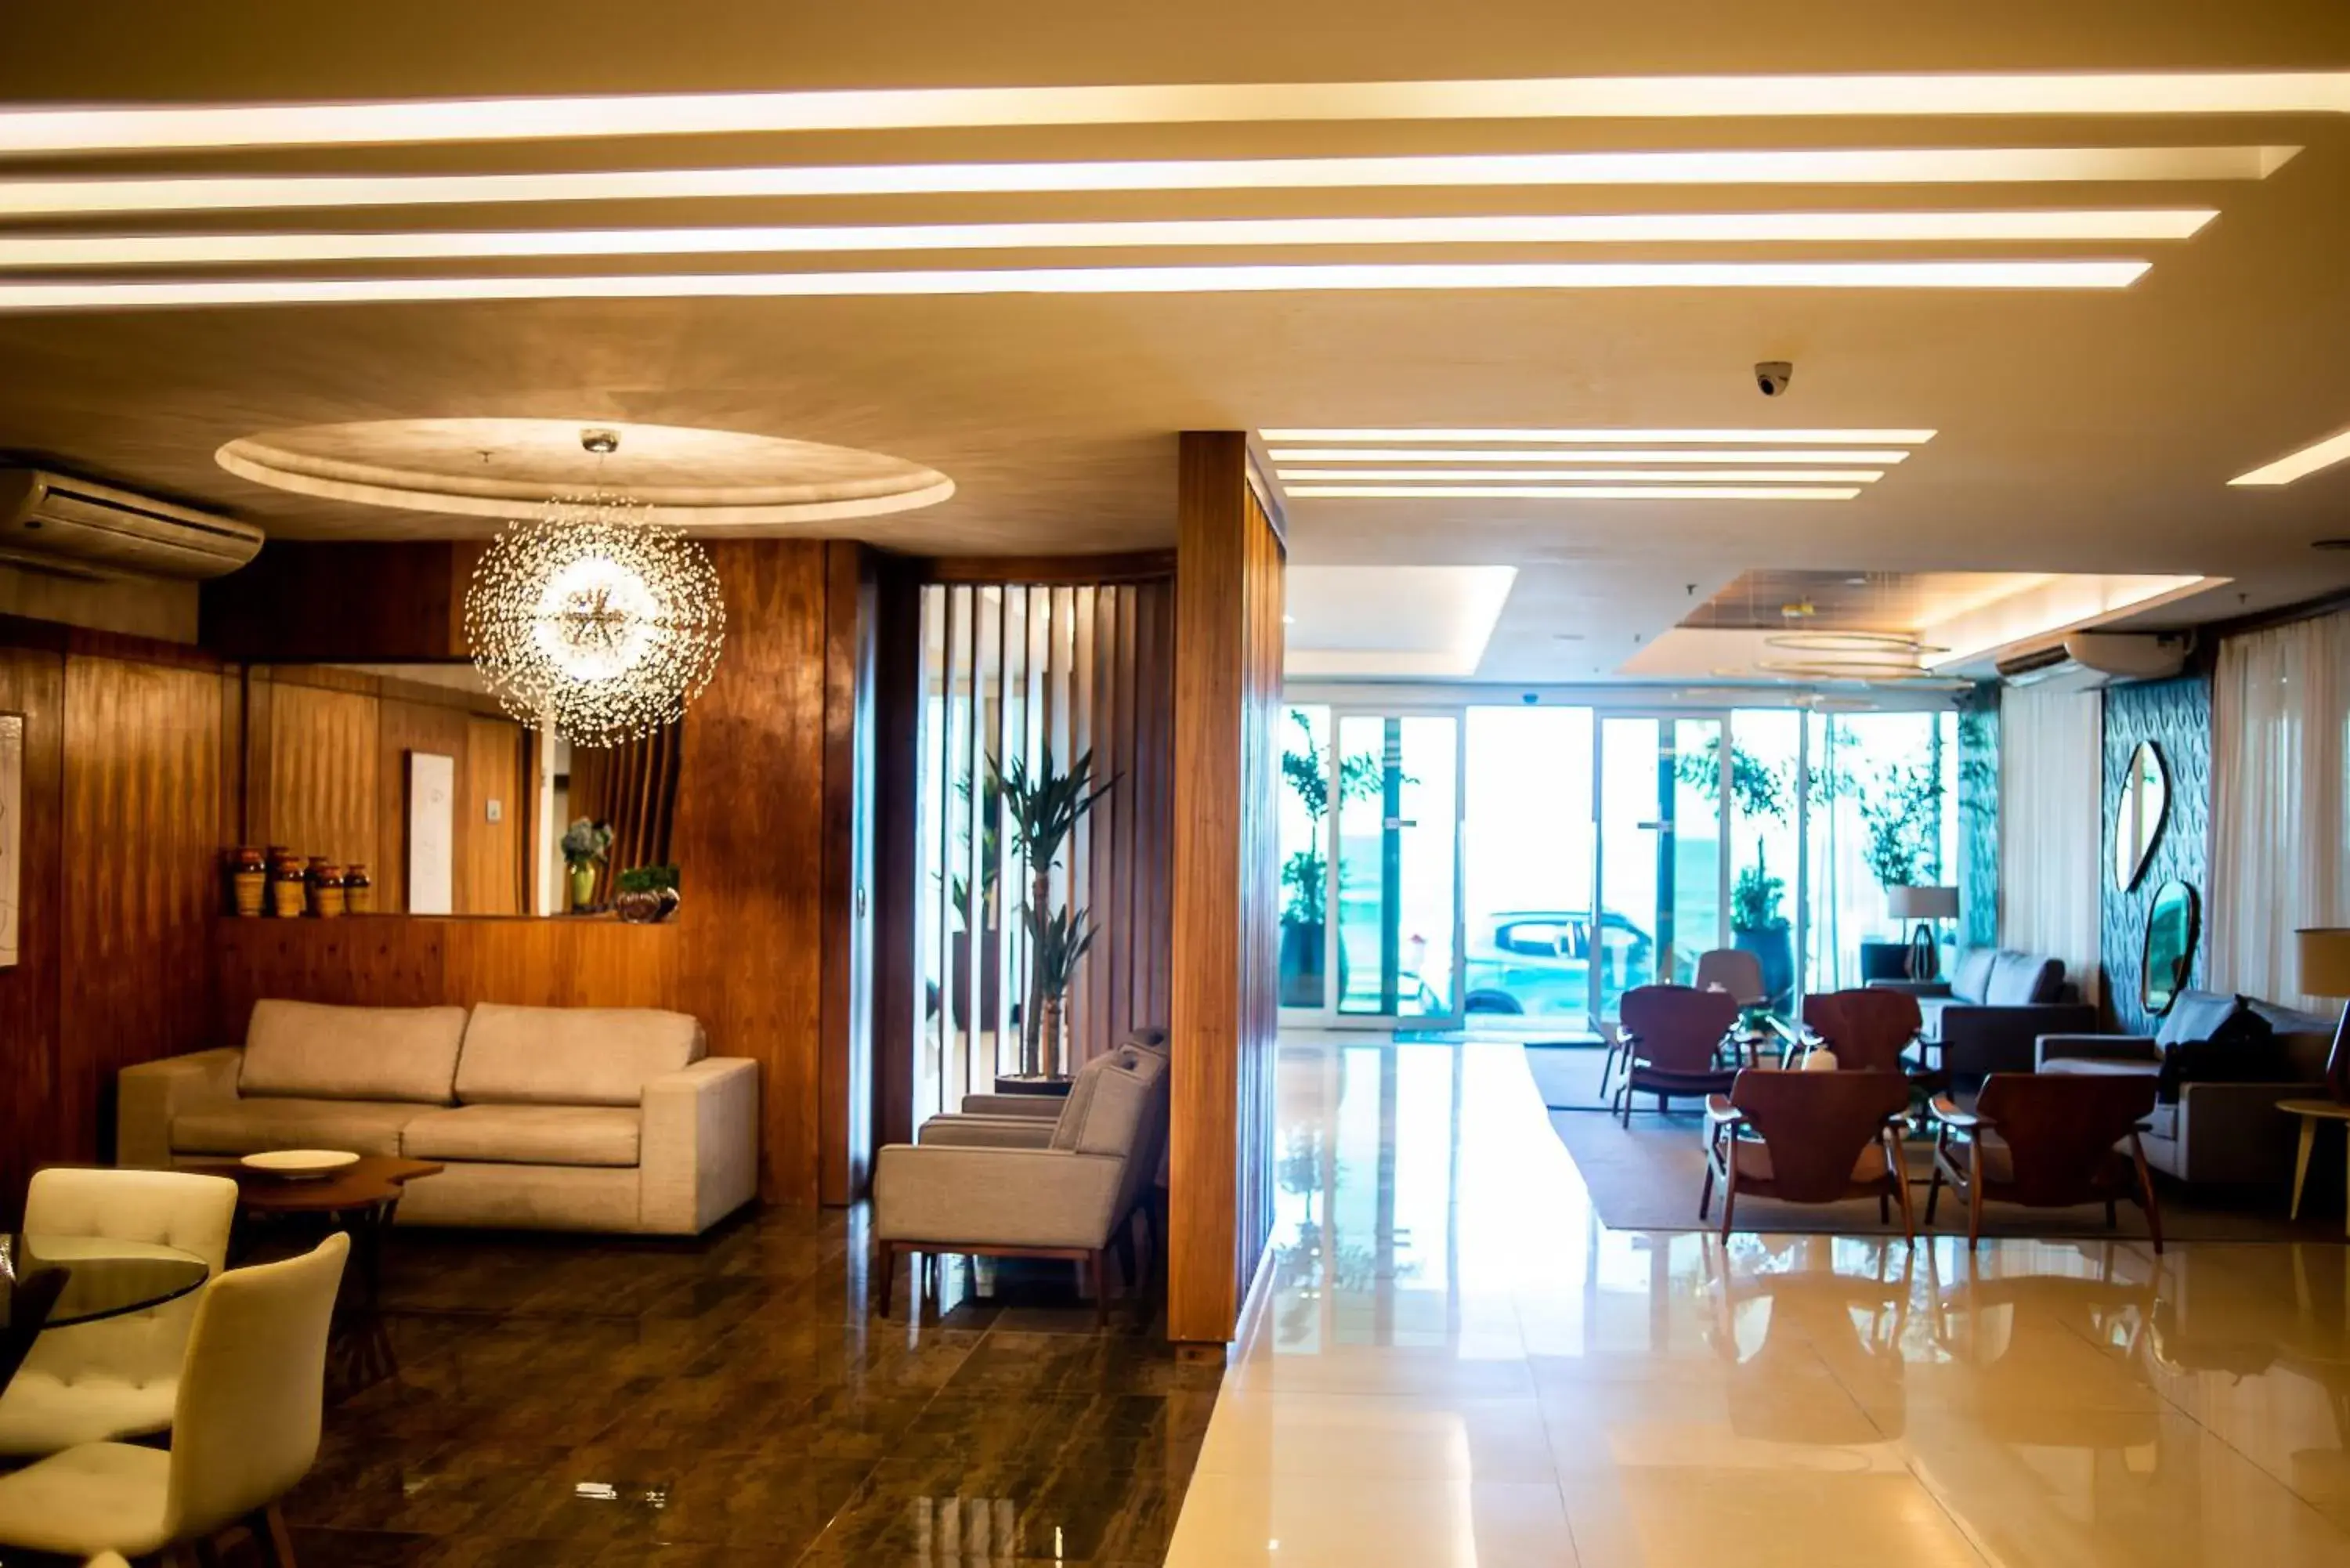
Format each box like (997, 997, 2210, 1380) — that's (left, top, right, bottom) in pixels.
(1383, 818, 1417, 829)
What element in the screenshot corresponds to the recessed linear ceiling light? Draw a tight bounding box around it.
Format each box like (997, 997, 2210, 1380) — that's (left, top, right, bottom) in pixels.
(1267, 446, 1914, 464)
(0, 148, 2291, 218)
(2229, 425, 2350, 486)
(0, 260, 2152, 313)
(1284, 483, 1861, 500)
(0, 75, 2340, 154)
(1275, 467, 1885, 482)
(0, 211, 2218, 269)
(1264, 428, 1935, 444)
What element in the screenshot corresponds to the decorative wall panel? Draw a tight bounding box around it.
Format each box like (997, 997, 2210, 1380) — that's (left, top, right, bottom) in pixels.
(1957, 685, 2000, 950)
(2102, 674, 2211, 1035)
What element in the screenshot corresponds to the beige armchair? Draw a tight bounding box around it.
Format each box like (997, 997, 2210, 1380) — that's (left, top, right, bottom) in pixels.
(874, 1042, 1167, 1324)
(0, 1233, 348, 1565)
(0, 1169, 240, 1458)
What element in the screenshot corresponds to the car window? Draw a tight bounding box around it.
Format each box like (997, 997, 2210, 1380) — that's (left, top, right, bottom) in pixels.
(1497, 920, 1571, 956)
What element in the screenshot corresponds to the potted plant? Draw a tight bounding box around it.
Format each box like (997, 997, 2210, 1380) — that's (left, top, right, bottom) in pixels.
(1731, 847, 1795, 1007)
(1278, 714, 1384, 1008)
(560, 818, 612, 912)
(946, 768, 1003, 1034)
(996, 746, 1115, 1079)
(613, 863, 680, 923)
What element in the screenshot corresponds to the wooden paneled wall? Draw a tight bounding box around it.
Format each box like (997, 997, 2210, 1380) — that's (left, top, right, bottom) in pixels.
(1168, 432, 1287, 1346)
(240, 666, 529, 916)
(206, 541, 876, 1209)
(0, 620, 225, 1219)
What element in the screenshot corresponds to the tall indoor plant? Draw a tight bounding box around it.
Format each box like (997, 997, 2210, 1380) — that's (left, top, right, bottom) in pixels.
(996, 746, 1115, 1078)
(1679, 738, 1795, 1006)
(1278, 714, 1383, 1008)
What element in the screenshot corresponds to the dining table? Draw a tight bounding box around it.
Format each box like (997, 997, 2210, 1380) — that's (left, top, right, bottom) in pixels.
(0, 1232, 212, 1394)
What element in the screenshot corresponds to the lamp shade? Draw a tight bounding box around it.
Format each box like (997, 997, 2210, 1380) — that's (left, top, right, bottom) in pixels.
(1886, 885, 1960, 921)
(2298, 928, 2350, 999)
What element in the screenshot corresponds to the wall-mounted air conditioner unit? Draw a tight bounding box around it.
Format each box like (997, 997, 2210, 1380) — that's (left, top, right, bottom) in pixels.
(0, 468, 262, 581)
(1995, 631, 2192, 692)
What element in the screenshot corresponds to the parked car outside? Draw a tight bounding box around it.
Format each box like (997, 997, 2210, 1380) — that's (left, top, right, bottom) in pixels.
(1462, 909, 1654, 1016)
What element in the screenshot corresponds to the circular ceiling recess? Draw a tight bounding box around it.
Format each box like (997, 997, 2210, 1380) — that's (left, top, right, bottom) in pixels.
(216, 417, 954, 526)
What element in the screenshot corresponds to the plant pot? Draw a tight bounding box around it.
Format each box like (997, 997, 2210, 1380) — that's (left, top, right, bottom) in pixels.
(569, 863, 598, 913)
(1733, 924, 1795, 1009)
(949, 927, 1003, 1033)
(1280, 919, 1327, 1008)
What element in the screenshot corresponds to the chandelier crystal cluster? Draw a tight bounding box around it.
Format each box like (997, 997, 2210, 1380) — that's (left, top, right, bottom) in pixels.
(465, 438, 725, 746)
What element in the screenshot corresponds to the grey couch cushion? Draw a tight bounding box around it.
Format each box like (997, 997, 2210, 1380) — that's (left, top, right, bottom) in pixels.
(1985, 952, 2064, 1006)
(402, 1104, 642, 1168)
(1951, 948, 1999, 1005)
(173, 1097, 419, 1157)
(2155, 991, 2242, 1051)
(239, 1001, 468, 1104)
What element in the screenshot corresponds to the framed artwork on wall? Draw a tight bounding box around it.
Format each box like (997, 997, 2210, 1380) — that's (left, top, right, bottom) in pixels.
(0, 712, 20, 968)
(408, 750, 456, 916)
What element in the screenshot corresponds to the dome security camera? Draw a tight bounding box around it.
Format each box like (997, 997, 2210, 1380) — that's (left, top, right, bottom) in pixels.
(1755, 361, 1793, 397)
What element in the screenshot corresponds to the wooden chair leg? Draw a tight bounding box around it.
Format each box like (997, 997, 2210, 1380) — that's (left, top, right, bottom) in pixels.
(1924, 1133, 1947, 1227)
(258, 1504, 299, 1568)
(2131, 1135, 2165, 1255)
(1967, 1144, 1985, 1252)
(1719, 1170, 1737, 1242)
(1699, 1145, 1717, 1219)
(1112, 1218, 1139, 1288)
(1889, 1133, 1918, 1246)
(1879, 1190, 1891, 1224)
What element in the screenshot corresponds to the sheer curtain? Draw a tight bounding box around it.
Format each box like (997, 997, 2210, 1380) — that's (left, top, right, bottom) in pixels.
(1998, 685, 2104, 1002)
(2209, 608, 2350, 1010)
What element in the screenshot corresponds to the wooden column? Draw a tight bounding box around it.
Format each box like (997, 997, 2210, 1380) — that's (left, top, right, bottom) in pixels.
(1169, 432, 1286, 1345)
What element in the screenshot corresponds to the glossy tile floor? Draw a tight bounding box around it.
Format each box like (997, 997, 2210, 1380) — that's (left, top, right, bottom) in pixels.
(262, 1205, 1219, 1566)
(1165, 1035, 2350, 1568)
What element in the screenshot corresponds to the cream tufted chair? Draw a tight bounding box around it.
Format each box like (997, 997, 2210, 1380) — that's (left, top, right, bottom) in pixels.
(0, 1169, 240, 1457)
(0, 1233, 348, 1565)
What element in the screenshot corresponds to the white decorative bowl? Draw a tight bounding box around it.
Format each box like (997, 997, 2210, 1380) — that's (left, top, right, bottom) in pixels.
(240, 1150, 361, 1181)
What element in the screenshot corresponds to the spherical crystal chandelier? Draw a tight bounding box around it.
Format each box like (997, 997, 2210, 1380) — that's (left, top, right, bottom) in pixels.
(465, 430, 725, 748)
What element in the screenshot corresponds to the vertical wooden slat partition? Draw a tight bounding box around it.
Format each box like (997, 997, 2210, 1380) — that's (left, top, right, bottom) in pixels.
(1170, 432, 1287, 1346)
(902, 572, 1173, 1129)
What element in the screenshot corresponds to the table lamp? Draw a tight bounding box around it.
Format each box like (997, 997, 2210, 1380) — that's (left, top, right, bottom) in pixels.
(2299, 927, 2350, 1104)
(1888, 885, 1961, 981)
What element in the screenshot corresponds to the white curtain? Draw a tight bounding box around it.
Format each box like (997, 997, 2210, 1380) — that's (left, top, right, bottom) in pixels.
(1998, 685, 2104, 1002)
(2210, 608, 2350, 1010)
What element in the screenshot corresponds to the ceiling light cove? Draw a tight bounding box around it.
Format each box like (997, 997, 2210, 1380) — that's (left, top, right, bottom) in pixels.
(0, 74, 2342, 154)
(1274, 468, 1885, 482)
(0, 149, 2284, 217)
(1263, 428, 1936, 444)
(0, 261, 2153, 313)
(2229, 425, 2350, 486)
(1284, 484, 1861, 500)
(1267, 447, 1915, 464)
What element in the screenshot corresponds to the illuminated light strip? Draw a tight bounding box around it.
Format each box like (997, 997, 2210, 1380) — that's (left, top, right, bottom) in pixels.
(1265, 428, 1932, 445)
(2228, 425, 2350, 486)
(0, 211, 2215, 268)
(1285, 484, 1861, 500)
(0, 76, 2341, 154)
(0, 148, 2291, 217)
(1276, 467, 1885, 482)
(0, 260, 2152, 312)
(1268, 446, 1914, 464)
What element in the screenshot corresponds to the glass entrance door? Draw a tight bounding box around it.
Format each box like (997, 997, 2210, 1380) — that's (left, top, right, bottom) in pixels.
(1331, 710, 1462, 1025)
(1594, 715, 1728, 1021)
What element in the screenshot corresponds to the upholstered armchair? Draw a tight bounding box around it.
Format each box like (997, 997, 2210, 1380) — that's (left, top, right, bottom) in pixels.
(873, 1041, 1168, 1324)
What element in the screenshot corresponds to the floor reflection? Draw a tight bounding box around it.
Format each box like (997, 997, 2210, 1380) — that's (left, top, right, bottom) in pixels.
(1168, 1035, 2350, 1567)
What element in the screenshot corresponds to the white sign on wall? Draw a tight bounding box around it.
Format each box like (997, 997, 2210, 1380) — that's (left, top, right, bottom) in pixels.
(407, 751, 456, 916)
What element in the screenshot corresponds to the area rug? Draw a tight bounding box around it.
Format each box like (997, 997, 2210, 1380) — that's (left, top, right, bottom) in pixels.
(1543, 1097, 2336, 1244)
(1524, 1040, 1618, 1112)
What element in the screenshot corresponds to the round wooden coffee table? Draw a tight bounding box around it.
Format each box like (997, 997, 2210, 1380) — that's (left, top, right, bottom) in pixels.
(188, 1156, 443, 1304)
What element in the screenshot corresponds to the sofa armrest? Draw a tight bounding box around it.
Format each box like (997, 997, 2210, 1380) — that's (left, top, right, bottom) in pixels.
(956, 1093, 1063, 1119)
(638, 1057, 759, 1234)
(2037, 1035, 2158, 1068)
(2164, 1082, 2330, 1189)
(873, 1144, 1124, 1249)
(1939, 1003, 2101, 1080)
(1869, 980, 1954, 999)
(116, 1048, 244, 1169)
(919, 1114, 1058, 1150)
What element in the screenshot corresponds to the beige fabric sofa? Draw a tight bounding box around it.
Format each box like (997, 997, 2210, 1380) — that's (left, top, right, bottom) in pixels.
(118, 1000, 758, 1235)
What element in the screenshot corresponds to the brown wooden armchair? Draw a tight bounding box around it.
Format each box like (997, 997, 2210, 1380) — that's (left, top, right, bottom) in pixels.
(1701, 1068, 1917, 1242)
(1802, 988, 1940, 1089)
(1925, 1073, 2164, 1252)
(1616, 985, 1741, 1125)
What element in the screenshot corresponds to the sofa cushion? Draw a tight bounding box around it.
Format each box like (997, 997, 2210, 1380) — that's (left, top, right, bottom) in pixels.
(2154, 991, 2241, 1051)
(172, 1097, 419, 1157)
(454, 1005, 705, 1107)
(1985, 952, 2064, 1006)
(238, 1001, 468, 1104)
(2040, 1057, 2160, 1079)
(1952, 948, 1999, 1006)
(401, 1104, 641, 1168)
(1050, 1046, 1164, 1157)
(2156, 997, 2282, 1101)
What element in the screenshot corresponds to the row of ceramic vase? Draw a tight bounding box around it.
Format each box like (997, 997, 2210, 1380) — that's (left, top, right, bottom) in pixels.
(222, 846, 372, 919)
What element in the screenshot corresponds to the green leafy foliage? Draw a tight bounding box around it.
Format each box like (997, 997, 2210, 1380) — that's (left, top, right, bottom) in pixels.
(1732, 847, 1788, 932)
(1861, 758, 1945, 891)
(1279, 711, 1391, 927)
(560, 818, 612, 869)
(615, 864, 678, 894)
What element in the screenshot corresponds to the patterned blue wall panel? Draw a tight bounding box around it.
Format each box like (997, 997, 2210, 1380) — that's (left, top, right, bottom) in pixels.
(1958, 685, 2000, 949)
(2102, 674, 2211, 1035)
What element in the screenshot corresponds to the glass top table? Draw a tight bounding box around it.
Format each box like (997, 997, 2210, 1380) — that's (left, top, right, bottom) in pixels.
(0, 1232, 211, 1392)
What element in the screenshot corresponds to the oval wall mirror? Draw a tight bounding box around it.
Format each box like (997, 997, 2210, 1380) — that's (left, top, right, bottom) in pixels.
(2113, 740, 2168, 891)
(2142, 879, 2200, 1016)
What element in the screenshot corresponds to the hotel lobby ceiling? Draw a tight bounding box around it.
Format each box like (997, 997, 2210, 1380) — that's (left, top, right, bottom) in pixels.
(3, 0, 2350, 677)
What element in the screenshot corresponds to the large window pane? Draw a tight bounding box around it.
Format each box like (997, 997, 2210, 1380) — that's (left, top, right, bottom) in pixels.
(1724, 710, 1801, 1011)
(1335, 715, 1459, 1018)
(1461, 706, 1595, 1024)
(1804, 710, 1960, 991)
(1597, 717, 1723, 1018)
(1278, 704, 1334, 1010)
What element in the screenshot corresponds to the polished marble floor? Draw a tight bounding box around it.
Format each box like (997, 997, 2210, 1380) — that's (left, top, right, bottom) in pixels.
(255, 1204, 1217, 1566)
(1165, 1035, 2350, 1568)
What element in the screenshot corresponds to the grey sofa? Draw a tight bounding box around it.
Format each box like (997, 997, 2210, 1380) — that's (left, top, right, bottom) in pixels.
(2037, 991, 2337, 1187)
(1874, 947, 2097, 1083)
